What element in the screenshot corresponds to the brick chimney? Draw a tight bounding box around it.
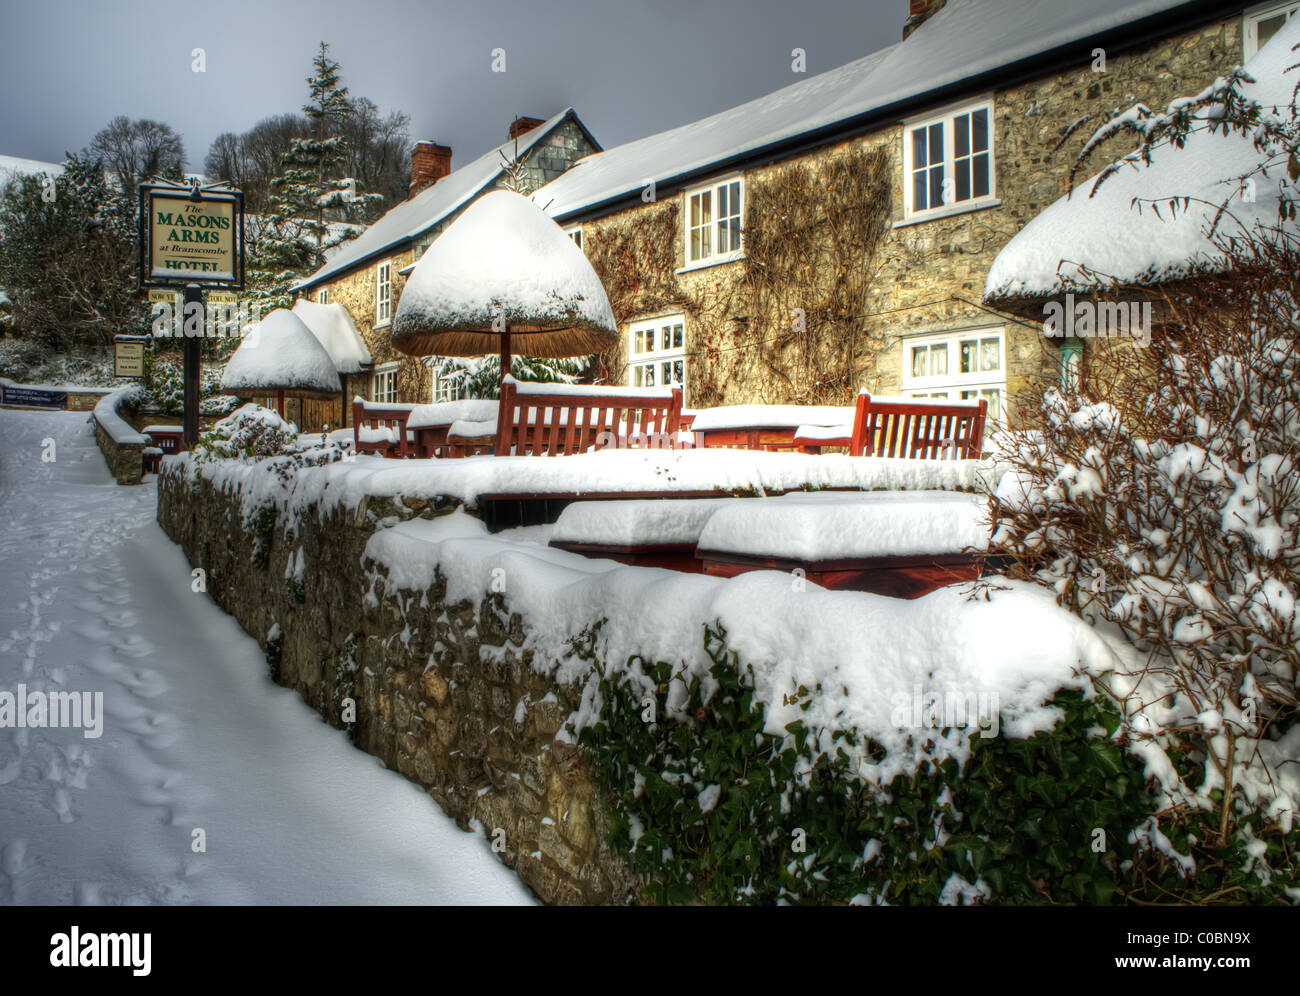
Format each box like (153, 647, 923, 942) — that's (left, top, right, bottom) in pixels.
(508, 116, 545, 142)
(409, 141, 452, 199)
(903, 0, 946, 39)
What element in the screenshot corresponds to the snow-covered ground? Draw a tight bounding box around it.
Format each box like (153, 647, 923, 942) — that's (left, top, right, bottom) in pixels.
(0, 408, 534, 905)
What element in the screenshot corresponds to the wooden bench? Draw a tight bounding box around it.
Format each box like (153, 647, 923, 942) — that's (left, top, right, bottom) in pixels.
(448, 377, 683, 457)
(352, 399, 416, 458)
(793, 393, 987, 459)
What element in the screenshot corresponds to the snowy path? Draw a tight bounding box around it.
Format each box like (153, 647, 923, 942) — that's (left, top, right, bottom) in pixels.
(0, 409, 534, 905)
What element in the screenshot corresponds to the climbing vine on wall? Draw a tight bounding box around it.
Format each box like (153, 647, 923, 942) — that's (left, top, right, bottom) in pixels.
(737, 144, 893, 405)
(583, 144, 892, 407)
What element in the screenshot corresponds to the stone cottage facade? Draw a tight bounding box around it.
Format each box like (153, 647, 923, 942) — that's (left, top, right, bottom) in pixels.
(289, 109, 600, 431)
(529, 0, 1270, 426)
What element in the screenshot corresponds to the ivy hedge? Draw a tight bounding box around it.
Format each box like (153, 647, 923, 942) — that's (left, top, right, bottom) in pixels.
(577, 623, 1296, 905)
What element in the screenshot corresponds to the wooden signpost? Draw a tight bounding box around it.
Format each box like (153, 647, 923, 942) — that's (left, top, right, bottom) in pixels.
(138, 178, 244, 447)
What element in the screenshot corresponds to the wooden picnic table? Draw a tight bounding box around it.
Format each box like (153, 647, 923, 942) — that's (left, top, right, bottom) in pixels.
(688, 404, 854, 453)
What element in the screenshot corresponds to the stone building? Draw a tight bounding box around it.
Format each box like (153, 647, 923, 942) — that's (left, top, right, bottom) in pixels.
(527, 0, 1279, 425)
(290, 109, 601, 430)
(289, 0, 1285, 432)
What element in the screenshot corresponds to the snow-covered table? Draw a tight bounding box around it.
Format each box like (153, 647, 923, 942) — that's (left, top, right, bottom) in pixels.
(548, 491, 993, 597)
(695, 491, 991, 597)
(690, 404, 854, 452)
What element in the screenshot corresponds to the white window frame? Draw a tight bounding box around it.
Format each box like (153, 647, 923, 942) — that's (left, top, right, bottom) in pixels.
(1244, 1, 1299, 58)
(430, 367, 465, 403)
(375, 261, 392, 327)
(682, 174, 743, 270)
(901, 97, 997, 223)
(627, 315, 686, 395)
(371, 362, 399, 404)
(900, 326, 1006, 424)
(565, 225, 583, 251)
(317, 288, 329, 304)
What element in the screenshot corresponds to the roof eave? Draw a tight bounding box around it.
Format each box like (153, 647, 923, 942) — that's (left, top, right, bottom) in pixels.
(554, 0, 1244, 225)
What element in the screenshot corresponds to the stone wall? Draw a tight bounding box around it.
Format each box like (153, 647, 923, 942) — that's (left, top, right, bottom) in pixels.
(156, 467, 638, 905)
(92, 390, 148, 485)
(93, 419, 144, 485)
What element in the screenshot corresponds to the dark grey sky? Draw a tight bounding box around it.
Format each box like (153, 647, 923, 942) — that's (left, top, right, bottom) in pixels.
(0, 0, 908, 176)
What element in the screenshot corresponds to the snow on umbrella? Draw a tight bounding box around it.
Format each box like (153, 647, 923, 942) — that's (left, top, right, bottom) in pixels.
(291, 298, 372, 375)
(221, 307, 341, 417)
(391, 189, 618, 376)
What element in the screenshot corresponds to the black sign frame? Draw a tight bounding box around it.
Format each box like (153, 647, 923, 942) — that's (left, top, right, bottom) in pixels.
(138, 178, 245, 291)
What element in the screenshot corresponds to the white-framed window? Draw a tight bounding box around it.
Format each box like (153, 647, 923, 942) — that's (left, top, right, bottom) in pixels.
(371, 362, 399, 404)
(565, 226, 583, 251)
(902, 98, 995, 221)
(628, 315, 686, 392)
(900, 327, 1006, 423)
(318, 288, 329, 304)
(1245, 1, 1299, 58)
(684, 175, 743, 266)
(375, 261, 392, 326)
(430, 368, 465, 403)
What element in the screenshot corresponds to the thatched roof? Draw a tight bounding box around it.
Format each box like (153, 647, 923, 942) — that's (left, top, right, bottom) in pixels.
(391, 190, 618, 358)
(221, 308, 342, 400)
(291, 299, 372, 375)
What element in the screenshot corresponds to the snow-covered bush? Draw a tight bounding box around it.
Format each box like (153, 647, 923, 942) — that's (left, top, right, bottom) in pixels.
(991, 238, 1300, 900)
(193, 404, 299, 462)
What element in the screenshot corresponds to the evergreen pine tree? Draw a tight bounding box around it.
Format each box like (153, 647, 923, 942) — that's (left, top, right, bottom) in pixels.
(247, 42, 381, 310)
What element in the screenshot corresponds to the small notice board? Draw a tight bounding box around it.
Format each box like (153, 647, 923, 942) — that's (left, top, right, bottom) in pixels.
(114, 335, 149, 379)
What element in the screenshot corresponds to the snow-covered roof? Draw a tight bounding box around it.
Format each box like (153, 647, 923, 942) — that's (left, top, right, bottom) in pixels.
(291, 299, 372, 375)
(984, 15, 1300, 303)
(535, 0, 1215, 220)
(294, 108, 592, 291)
(221, 308, 341, 397)
(392, 190, 618, 358)
(0, 154, 64, 178)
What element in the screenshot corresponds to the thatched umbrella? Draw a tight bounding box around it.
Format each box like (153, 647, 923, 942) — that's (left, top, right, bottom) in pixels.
(221, 308, 340, 418)
(391, 189, 618, 377)
(291, 298, 373, 426)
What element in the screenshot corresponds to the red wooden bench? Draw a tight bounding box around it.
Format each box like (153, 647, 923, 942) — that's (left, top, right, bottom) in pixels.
(448, 377, 683, 457)
(352, 399, 416, 458)
(793, 393, 987, 458)
(143, 425, 185, 455)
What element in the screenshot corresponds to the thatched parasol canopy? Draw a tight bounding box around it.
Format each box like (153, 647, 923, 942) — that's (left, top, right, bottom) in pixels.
(221, 308, 342, 414)
(291, 299, 372, 375)
(391, 190, 618, 372)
